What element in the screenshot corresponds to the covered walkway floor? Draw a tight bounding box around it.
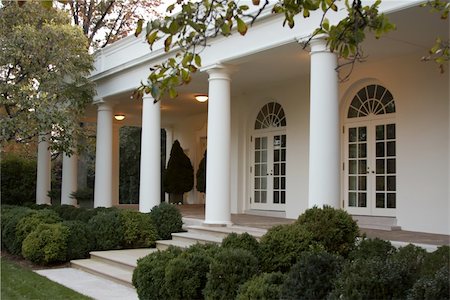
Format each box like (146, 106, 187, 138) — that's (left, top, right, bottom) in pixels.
(177, 205, 450, 247)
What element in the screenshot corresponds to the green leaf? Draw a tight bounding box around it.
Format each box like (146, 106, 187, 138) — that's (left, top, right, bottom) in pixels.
(322, 18, 330, 31)
(169, 87, 178, 98)
(303, 9, 310, 18)
(169, 20, 179, 35)
(135, 19, 144, 37)
(236, 17, 248, 35)
(181, 53, 193, 67)
(147, 31, 158, 45)
(194, 54, 202, 68)
(221, 23, 231, 35)
(41, 1, 53, 9)
(164, 35, 172, 52)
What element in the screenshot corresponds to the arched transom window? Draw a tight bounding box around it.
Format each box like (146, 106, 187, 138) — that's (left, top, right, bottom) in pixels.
(255, 102, 286, 129)
(348, 84, 395, 118)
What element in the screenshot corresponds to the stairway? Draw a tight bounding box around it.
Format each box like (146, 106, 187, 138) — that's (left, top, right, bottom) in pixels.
(70, 218, 266, 287)
(352, 215, 401, 231)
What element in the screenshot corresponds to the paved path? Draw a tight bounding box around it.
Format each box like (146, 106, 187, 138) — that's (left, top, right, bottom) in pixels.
(35, 268, 138, 300)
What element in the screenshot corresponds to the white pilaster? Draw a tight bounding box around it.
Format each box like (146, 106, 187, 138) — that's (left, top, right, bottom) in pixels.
(308, 36, 340, 208)
(36, 134, 51, 205)
(139, 94, 161, 212)
(94, 102, 113, 208)
(61, 152, 78, 206)
(204, 65, 232, 225)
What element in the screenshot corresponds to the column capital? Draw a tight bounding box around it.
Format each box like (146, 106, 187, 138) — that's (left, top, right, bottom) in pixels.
(202, 64, 234, 81)
(309, 34, 332, 55)
(142, 93, 156, 102)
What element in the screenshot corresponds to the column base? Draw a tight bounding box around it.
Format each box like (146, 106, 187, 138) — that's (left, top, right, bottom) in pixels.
(202, 221, 233, 227)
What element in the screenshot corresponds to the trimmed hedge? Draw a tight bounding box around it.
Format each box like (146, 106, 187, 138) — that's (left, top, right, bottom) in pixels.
(1, 155, 36, 205)
(204, 248, 259, 300)
(88, 209, 124, 251)
(350, 237, 397, 260)
(281, 251, 343, 300)
(63, 220, 93, 260)
(221, 232, 260, 258)
(149, 202, 183, 240)
(120, 210, 157, 249)
(237, 272, 286, 300)
(408, 266, 450, 300)
(22, 223, 69, 265)
(296, 205, 359, 257)
(1, 206, 35, 254)
(132, 246, 183, 300)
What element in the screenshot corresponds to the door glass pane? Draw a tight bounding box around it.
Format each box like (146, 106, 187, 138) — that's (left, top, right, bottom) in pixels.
(387, 193, 396, 208)
(261, 164, 267, 176)
(261, 151, 267, 162)
(254, 191, 260, 203)
(274, 150, 280, 162)
(387, 176, 396, 191)
(261, 177, 267, 189)
(281, 163, 286, 175)
(376, 159, 385, 174)
(349, 176, 357, 190)
(254, 178, 260, 189)
(358, 127, 367, 141)
(387, 141, 396, 156)
(274, 177, 279, 189)
(386, 124, 395, 139)
(255, 151, 260, 163)
(358, 193, 367, 207)
(273, 136, 281, 148)
(376, 125, 385, 140)
(358, 176, 367, 191)
(349, 192, 357, 207)
(281, 135, 286, 147)
(261, 137, 267, 149)
(349, 128, 357, 142)
(281, 149, 286, 161)
(358, 144, 367, 158)
(274, 191, 279, 204)
(255, 138, 261, 149)
(358, 160, 367, 174)
(281, 177, 285, 189)
(376, 193, 385, 208)
(349, 144, 357, 158)
(376, 142, 385, 157)
(261, 191, 267, 203)
(376, 176, 385, 191)
(281, 191, 286, 204)
(255, 165, 260, 176)
(274, 164, 279, 175)
(387, 159, 396, 174)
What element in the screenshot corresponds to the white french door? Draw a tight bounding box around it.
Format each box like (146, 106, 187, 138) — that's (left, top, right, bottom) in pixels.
(251, 131, 286, 211)
(344, 120, 397, 217)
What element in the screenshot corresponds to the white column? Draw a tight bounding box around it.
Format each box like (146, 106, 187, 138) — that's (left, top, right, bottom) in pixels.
(94, 102, 113, 208)
(308, 36, 340, 208)
(61, 152, 78, 206)
(36, 134, 51, 205)
(204, 64, 232, 225)
(164, 127, 173, 202)
(139, 94, 161, 212)
(112, 124, 120, 206)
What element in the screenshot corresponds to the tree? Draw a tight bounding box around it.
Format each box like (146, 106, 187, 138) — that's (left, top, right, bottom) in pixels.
(164, 140, 194, 204)
(134, 0, 449, 100)
(0, 1, 94, 154)
(57, 0, 162, 50)
(196, 150, 206, 193)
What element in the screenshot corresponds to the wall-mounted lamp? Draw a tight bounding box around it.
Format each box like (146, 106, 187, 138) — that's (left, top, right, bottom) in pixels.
(114, 114, 125, 121)
(195, 94, 208, 102)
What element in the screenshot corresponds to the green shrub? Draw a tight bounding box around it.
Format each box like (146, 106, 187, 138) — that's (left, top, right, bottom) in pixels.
(296, 206, 359, 256)
(237, 272, 286, 300)
(88, 210, 124, 250)
(132, 246, 183, 300)
(51, 205, 84, 221)
(62, 220, 93, 260)
(330, 254, 421, 300)
(349, 237, 397, 260)
(22, 223, 69, 265)
(1, 206, 35, 254)
(120, 210, 157, 248)
(74, 208, 100, 222)
(259, 224, 316, 273)
(408, 266, 450, 300)
(421, 245, 450, 277)
(1, 155, 36, 205)
(15, 209, 62, 256)
(164, 244, 216, 299)
(281, 251, 343, 300)
(222, 232, 260, 258)
(204, 248, 259, 300)
(393, 244, 427, 288)
(149, 202, 183, 240)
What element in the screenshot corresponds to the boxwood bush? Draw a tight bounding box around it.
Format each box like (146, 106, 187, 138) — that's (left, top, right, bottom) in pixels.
(63, 220, 94, 260)
(408, 266, 449, 300)
(1, 155, 36, 205)
(237, 272, 286, 300)
(281, 251, 343, 300)
(149, 202, 183, 240)
(296, 206, 359, 257)
(132, 246, 183, 300)
(164, 243, 218, 299)
(259, 224, 316, 273)
(222, 232, 260, 258)
(349, 237, 397, 260)
(120, 210, 157, 248)
(22, 223, 69, 265)
(1, 206, 35, 255)
(15, 209, 62, 255)
(204, 248, 259, 300)
(88, 209, 124, 250)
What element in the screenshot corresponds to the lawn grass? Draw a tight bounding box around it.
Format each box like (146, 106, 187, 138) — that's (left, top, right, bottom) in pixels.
(1, 257, 92, 300)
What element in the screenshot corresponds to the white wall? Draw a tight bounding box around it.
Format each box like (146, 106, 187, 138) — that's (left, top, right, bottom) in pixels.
(340, 53, 450, 235)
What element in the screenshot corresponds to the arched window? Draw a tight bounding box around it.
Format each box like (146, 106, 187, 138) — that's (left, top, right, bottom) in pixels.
(347, 84, 395, 118)
(254, 102, 286, 129)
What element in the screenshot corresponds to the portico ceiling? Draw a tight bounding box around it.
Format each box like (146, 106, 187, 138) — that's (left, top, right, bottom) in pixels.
(83, 5, 448, 128)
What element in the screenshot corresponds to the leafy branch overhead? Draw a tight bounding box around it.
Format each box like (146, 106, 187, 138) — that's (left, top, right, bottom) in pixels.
(134, 0, 397, 100)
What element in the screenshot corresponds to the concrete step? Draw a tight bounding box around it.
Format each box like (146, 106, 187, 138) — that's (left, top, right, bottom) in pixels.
(171, 232, 223, 244)
(353, 215, 401, 231)
(89, 249, 157, 270)
(185, 225, 267, 241)
(156, 239, 198, 250)
(71, 258, 134, 288)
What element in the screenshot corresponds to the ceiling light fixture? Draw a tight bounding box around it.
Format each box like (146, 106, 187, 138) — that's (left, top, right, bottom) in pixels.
(114, 114, 125, 121)
(195, 94, 208, 102)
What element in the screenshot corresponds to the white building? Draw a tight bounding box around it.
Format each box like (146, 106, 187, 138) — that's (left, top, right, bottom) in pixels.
(36, 1, 449, 235)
